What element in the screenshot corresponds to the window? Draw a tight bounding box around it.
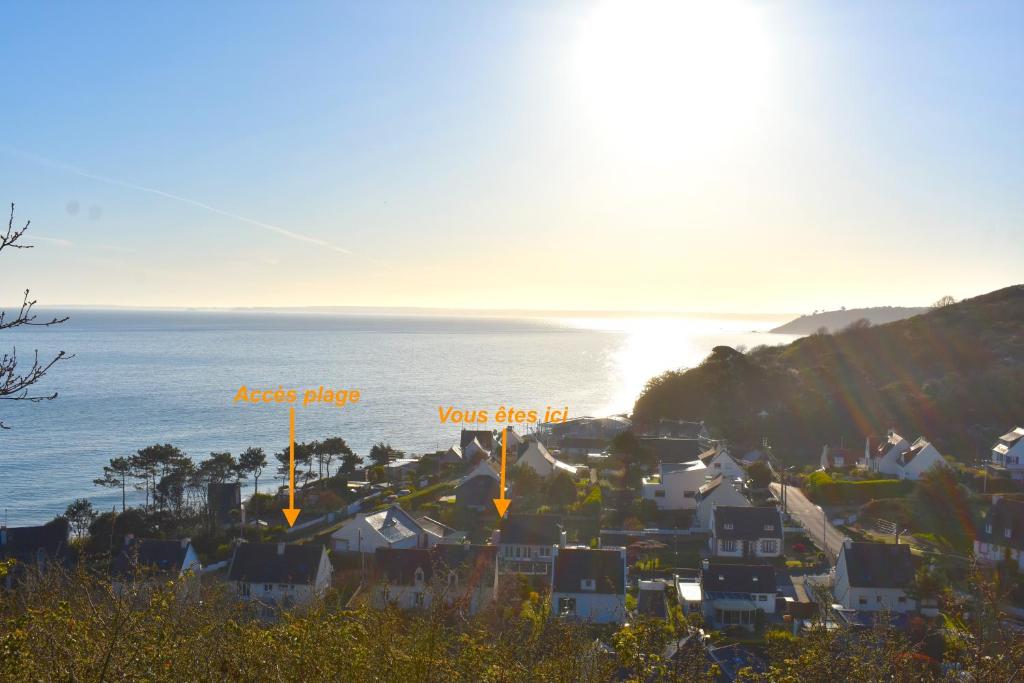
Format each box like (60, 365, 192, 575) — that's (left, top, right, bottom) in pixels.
(539, 546, 550, 557)
(723, 523, 734, 530)
(240, 583, 250, 597)
(859, 597, 867, 606)
(654, 490, 665, 498)
(414, 592, 425, 607)
(757, 594, 767, 602)
(763, 524, 775, 531)
(721, 540, 737, 552)
(1005, 528, 1013, 539)
(898, 596, 907, 603)
(381, 587, 389, 602)
(558, 597, 577, 616)
(515, 546, 521, 558)
(761, 540, 779, 554)
(580, 578, 596, 591)
(876, 596, 883, 603)
(263, 584, 273, 592)
(986, 524, 993, 534)
(414, 568, 425, 584)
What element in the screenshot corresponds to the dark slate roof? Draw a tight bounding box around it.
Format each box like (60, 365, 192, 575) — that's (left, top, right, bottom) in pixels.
(227, 542, 329, 585)
(0, 519, 70, 562)
(701, 563, 776, 594)
(552, 548, 625, 594)
(713, 506, 782, 541)
(374, 545, 496, 586)
(111, 538, 191, 578)
(641, 437, 706, 464)
(978, 497, 1024, 551)
(707, 644, 767, 681)
(840, 542, 915, 589)
(460, 429, 495, 450)
(499, 514, 563, 546)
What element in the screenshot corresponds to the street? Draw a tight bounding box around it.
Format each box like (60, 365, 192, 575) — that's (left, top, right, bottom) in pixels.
(771, 482, 847, 560)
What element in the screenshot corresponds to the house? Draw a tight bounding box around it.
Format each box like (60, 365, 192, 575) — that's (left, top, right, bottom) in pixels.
(111, 536, 201, 584)
(372, 544, 497, 614)
(709, 506, 783, 558)
(974, 495, 1024, 570)
(700, 562, 777, 629)
(415, 516, 466, 546)
(454, 459, 501, 511)
(550, 546, 627, 624)
(698, 446, 745, 481)
(650, 419, 710, 440)
(228, 541, 333, 612)
(495, 427, 524, 456)
(833, 540, 915, 612)
(636, 579, 669, 619)
(438, 444, 464, 467)
(642, 459, 709, 510)
(694, 476, 751, 531)
(0, 518, 72, 588)
(208, 482, 241, 526)
(516, 440, 580, 478)
(463, 437, 490, 463)
(460, 429, 495, 452)
(495, 514, 565, 577)
(820, 445, 853, 471)
(990, 427, 1024, 481)
(331, 504, 426, 553)
(673, 574, 703, 615)
(895, 438, 946, 480)
(640, 436, 709, 465)
(863, 430, 910, 475)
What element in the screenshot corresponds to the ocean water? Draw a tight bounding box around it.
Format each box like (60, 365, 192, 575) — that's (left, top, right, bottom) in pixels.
(0, 309, 796, 526)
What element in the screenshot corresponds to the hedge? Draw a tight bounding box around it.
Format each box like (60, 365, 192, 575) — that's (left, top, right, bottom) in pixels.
(805, 471, 913, 505)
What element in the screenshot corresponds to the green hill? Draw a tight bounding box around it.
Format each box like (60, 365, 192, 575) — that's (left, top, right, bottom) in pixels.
(633, 285, 1024, 464)
(770, 306, 928, 335)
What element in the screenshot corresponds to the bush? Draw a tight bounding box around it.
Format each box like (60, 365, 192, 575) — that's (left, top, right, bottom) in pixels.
(805, 471, 913, 505)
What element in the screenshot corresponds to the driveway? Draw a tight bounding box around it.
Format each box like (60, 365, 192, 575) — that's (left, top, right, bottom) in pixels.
(771, 482, 847, 561)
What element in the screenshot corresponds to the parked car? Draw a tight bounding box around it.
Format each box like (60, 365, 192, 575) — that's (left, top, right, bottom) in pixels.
(397, 489, 411, 496)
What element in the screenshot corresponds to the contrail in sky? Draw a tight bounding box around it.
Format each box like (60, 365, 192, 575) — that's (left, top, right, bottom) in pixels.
(7, 148, 353, 255)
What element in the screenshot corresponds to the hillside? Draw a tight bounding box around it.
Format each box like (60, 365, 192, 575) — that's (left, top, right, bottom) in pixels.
(770, 306, 928, 334)
(634, 285, 1024, 464)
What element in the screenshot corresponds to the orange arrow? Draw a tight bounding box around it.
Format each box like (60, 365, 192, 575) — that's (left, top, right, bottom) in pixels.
(282, 407, 301, 527)
(492, 426, 511, 517)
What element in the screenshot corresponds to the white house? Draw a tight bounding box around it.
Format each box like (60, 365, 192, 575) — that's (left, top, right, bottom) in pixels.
(698, 446, 746, 481)
(974, 495, 1024, 570)
(550, 546, 627, 624)
(863, 430, 910, 474)
(694, 476, 751, 531)
(894, 438, 946, 480)
(331, 505, 426, 553)
(228, 541, 333, 612)
(463, 437, 490, 463)
(673, 574, 703, 616)
(642, 459, 709, 511)
(820, 445, 853, 471)
(494, 514, 566, 578)
(372, 545, 497, 614)
(700, 562, 777, 630)
(709, 506, 783, 558)
(832, 540, 916, 613)
(516, 440, 579, 479)
(990, 427, 1024, 481)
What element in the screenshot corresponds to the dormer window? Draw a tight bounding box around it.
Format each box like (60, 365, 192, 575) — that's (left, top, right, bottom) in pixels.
(1005, 528, 1013, 539)
(448, 570, 458, 588)
(580, 578, 596, 591)
(763, 524, 775, 531)
(414, 567, 425, 585)
(986, 523, 993, 534)
(723, 523, 734, 530)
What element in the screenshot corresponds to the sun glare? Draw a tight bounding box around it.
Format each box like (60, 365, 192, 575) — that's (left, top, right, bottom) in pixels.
(574, 0, 777, 165)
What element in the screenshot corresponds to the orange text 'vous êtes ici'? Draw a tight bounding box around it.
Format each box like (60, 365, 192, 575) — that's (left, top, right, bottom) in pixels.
(438, 405, 569, 424)
(233, 385, 361, 408)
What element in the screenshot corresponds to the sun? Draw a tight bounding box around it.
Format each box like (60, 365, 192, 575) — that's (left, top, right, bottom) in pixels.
(574, 0, 778, 165)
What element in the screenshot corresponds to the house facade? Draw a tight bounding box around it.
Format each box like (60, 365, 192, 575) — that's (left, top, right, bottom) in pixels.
(833, 540, 916, 613)
(228, 541, 333, 612)
(454, 459, 501, 511)
(372, 545, 497, 614)
(699, 446, 746, 481)
(700, 562, 777, 630)
(974, 495, 1024, 570)
(495, 514, 565, 577)
(694, 476, 751, 531)
(709, 506, 783, 558)
(990, 427, 1024, 481)
(331, 505, 426, 553)
(0, 519, 73, 588)
(641, 459, 709, 511)
(820, 445, 853, 471)
(550, 546, 627, 624)
(516, 440, 579, 479)
(863, 430, 909, 474)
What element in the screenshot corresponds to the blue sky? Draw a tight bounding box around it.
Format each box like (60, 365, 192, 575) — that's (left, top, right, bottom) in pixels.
(1, 1, 1021, 313)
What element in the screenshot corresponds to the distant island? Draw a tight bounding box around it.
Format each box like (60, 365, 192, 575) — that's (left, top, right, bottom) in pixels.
(770, 306, 928, 334)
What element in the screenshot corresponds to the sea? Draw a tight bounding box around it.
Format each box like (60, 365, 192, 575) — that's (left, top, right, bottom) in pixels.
(0, 309, 797, 526)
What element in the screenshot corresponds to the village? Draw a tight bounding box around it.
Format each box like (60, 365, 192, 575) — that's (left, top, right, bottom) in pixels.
(3, 416, 1024, 680)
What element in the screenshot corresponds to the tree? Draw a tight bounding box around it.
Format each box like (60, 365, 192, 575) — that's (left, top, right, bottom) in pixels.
(609, 431, 654, 487)
(64, 498, 97, 538)
(130, 444, 188, 511)
(747, 460, 773, 489)
(339, 449, 364, 475)
(369, 442, 403, 468)
(318, 437, 354, 478)
(198, 452, 238, 485)
(547, 471, 578, 509)
(932, 295, 956, 308)
(238, 447, 267, 495)
(0, 205, 69, 429)
(94, 456, 132, 511)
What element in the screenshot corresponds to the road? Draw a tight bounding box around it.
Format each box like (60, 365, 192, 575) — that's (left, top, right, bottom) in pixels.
(771, 482, 847, 561)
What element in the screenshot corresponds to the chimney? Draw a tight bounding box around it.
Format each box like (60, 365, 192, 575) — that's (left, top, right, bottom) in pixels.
(559, 529, 567, 547)
(701, 558, 710, 571)
(0, 528, 6, 546)
(277, 542, 286, 556)
(123, 533, 135, 547)
(843, 538, 853, 551)
(180, 537, 191, 549)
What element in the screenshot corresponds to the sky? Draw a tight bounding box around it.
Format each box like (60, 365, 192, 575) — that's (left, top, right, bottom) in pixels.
(0, 1, 1021, 314)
